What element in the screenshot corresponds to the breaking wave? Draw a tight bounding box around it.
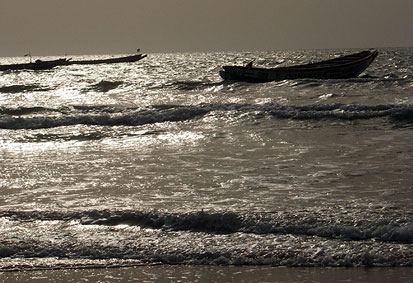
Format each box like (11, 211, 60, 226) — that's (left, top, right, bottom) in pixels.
(2, 209, 412, 244)
(1, 208, 412, 269)
(81, 210, 413, 243)
(0, 105, 209, 129)
(1, 103, 412, 130)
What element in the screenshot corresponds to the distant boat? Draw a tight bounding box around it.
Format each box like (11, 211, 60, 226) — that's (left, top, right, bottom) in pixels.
(67, 54, 147, 65)
(219, 50, 379, 83)
(0, 58, 70, 71)
(0, 53, 147, 71)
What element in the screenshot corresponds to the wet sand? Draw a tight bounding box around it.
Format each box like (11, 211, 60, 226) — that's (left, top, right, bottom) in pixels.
(1, 266, 412, 283)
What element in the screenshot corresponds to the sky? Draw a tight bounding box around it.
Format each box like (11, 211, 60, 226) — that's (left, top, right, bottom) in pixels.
(1, 0, 412, 56)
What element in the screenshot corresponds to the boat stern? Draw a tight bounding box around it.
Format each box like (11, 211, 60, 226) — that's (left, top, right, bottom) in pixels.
(219, 68, 229, 80)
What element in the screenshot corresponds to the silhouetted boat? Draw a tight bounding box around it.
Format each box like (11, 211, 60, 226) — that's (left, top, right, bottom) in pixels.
(0, 58, 70, 71)
(68, 54, 147, 65)
(0, 54, 147, 71)
(219, 50, 378, 83)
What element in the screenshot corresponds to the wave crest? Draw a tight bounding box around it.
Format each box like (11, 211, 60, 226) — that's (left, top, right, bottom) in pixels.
(85, 80, 124, 93)
(1, 103, 412, 129)
(0, 105, 208, 129)
(1, 209, 412, 268)
(2, 209, 412, 243)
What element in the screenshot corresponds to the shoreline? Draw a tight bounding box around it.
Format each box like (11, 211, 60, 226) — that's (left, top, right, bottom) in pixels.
(1, 266, 412, 283)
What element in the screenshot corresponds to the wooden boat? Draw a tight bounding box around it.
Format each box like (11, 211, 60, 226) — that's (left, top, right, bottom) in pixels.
(219, 50, 378, 83)
(67, 54, 147, 65)
(0, 54, 147, 71)
(0, 58, 70, 71)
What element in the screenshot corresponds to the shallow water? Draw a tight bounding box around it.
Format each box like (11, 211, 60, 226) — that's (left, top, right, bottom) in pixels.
(2, 266, 413, 283)
(0, 48, 412, 270)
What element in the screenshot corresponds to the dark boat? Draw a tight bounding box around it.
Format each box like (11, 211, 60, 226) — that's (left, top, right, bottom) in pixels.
(219, 50, 378, 83)
(0, 58, 70, 71)
(0, 54, 147, 71)
(67, 54, 147, 65)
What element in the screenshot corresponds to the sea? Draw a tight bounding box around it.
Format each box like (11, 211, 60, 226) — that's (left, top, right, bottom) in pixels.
(0, 48, 412, 279)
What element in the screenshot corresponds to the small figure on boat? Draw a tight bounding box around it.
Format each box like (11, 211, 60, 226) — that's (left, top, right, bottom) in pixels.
(245, 60, 254, 68)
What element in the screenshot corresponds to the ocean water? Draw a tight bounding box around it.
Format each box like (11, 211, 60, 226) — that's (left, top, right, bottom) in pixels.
(0, 48, 412, 271)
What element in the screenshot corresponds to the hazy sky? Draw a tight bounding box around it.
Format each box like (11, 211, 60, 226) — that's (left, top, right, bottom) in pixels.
(1, 0, 412, 56)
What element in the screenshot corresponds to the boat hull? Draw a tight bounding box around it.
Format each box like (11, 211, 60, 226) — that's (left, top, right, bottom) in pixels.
(0, 58, 70, 71)
(0, 54, 147, 71)
(220, 50, 378, 83)
(68, 54, 147, 65)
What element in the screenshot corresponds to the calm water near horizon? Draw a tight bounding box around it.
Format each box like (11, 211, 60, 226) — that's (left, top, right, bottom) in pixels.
(0, 48, 412, 274)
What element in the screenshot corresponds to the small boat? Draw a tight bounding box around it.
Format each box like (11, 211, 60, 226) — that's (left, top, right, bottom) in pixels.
(0, 53, 147, 71)
(0, 58, 70, 71)
(67, 54, 147, 65)
(219, 50, 378, 83)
